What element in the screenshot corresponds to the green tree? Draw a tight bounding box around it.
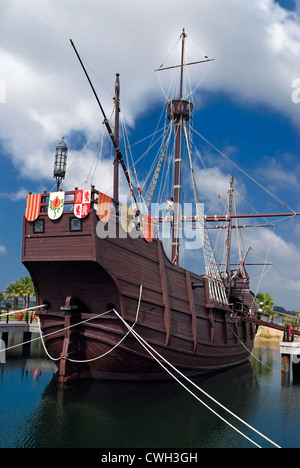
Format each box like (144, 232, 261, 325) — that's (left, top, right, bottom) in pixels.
(15, 277, 35, 308)
(4, 282, 20, 308)
(4, 277, 35, 310)
(256, 293, 278, 323)
(0, 291, 3, 313)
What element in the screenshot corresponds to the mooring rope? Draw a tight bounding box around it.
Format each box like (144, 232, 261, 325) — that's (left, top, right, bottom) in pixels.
(113, 309, 281, 449)
(230, 327, 280, 373)
(0, 297, 281, 448)
(0, 304, 47, 318)
(0, 285, 143, 358)
(39, 285, 143, 364)
(0, 308, 113, 354)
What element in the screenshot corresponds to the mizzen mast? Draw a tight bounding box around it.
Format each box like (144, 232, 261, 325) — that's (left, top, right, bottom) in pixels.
(225, 176, 235, 278)
(113, 73, 120, 213)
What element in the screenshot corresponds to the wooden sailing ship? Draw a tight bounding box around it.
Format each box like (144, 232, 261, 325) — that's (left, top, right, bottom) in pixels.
(22, 30, 300, 382)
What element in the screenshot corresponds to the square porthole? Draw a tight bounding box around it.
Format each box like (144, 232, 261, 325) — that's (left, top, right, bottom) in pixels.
(33, 219, 44, 234)
(70, 217, 82, 232)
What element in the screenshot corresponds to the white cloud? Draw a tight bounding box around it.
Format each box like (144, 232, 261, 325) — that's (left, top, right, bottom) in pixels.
(285, 279, 300, 293)
(195, 165, 238, 209)
(0, 79, 5, 104)
(0, 187, 28, 201)
(0, 0, 299, 186)
(239, 225, 300, 309)
(0, 246, 6, 255)
(179, 151, 300, 309)
(0, 0, 299, 308)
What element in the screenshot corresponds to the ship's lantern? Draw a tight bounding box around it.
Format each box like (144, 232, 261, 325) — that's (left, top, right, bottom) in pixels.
(53, 138, 68, 190)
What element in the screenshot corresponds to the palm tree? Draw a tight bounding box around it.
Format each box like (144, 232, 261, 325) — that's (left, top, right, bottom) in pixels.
(4, 282, 20, 308)
(15, 277, 35, 308)
(4, 277, 35, 310)
(256, 293, 278, 322)
(0, 291, 3, 314)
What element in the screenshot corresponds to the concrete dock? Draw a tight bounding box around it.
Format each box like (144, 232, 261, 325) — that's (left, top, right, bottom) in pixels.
(280, 336, 300, 383)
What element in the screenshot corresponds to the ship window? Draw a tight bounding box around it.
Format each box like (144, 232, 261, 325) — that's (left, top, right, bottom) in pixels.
(70, 217, 82, 232)
(33, 219, 44, 234)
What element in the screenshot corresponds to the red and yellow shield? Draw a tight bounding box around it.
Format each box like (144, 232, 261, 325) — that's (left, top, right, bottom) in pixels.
(143, 213, 154, 243)
(98, 192, 112, 223)
(25, 194, 42, 222)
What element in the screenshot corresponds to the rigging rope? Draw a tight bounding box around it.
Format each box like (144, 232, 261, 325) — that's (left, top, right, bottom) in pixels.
(194, 129, 297, 214)
(183, 123, 228, 306)
(253, 226, 276, 301)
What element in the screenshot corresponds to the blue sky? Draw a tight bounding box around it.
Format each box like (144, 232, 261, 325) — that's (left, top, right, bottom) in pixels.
(0, 0, 300, 310)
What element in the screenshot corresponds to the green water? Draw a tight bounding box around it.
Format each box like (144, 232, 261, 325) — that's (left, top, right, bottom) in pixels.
(0, 337, 299, 449)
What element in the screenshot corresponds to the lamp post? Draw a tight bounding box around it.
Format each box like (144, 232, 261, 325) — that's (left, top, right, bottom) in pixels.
(53, 138, 68, 191)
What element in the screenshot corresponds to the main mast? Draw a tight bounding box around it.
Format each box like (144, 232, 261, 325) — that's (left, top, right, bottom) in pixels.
(167, 29, 193, 265)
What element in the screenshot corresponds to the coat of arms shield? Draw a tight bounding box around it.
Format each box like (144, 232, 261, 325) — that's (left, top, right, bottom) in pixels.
(48, 192, 65, 220)
(74, 189, 91, 219)
(143, 213, 154, 243)
(121, 204, 134, 233)
(25, 194, 42, 222)
(98, 192, 112, 223)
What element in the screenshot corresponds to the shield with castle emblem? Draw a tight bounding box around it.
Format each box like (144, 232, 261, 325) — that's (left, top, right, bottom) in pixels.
(74, 189, 91, 219)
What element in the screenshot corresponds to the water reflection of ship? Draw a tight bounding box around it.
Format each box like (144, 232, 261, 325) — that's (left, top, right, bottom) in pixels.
(27, 362, 255, 448)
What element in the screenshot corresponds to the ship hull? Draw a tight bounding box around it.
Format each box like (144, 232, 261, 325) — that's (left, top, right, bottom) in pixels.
(22, 206, 256, 383)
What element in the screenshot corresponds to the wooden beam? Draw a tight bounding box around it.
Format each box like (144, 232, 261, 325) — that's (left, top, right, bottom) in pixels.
(185, 271, 197, 352)
(157, 241, 171, 345)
